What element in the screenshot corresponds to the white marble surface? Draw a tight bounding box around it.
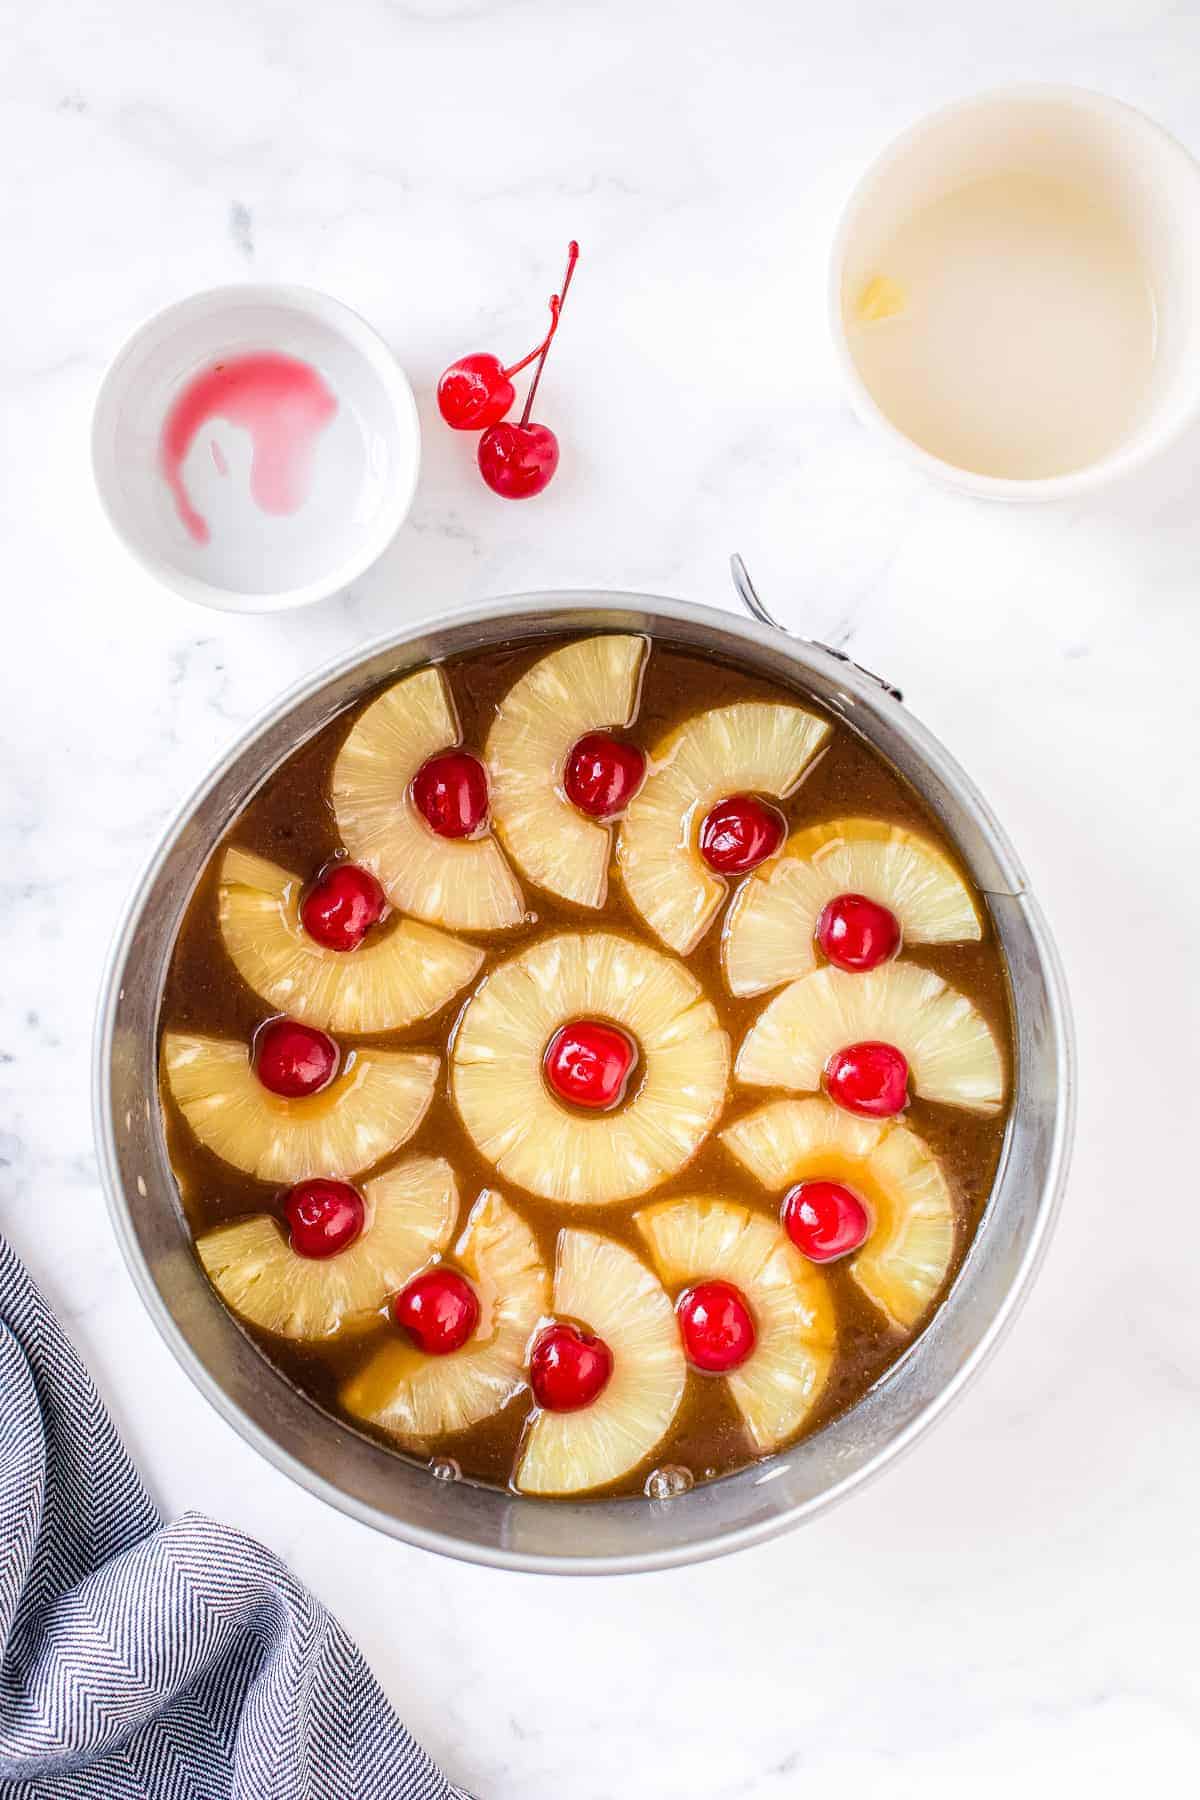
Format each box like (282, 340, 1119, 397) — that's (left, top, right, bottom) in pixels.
(4, 1, 1199, 1793)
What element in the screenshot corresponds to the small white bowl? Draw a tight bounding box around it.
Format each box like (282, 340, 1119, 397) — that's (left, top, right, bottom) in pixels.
(93, 284, 421, 611)
(829, 85, 1200, 501)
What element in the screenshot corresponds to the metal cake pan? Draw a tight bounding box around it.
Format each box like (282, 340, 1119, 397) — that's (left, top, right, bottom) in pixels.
(94, 589, 1074, 1574)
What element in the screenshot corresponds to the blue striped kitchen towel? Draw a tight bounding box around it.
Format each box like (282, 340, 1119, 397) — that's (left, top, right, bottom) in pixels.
(0, 1233, 473, 1799)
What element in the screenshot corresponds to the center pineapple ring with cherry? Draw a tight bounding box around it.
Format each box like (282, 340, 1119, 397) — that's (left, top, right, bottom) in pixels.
(451, 930, 730, 1205)
(167, 634, 1007, 1498)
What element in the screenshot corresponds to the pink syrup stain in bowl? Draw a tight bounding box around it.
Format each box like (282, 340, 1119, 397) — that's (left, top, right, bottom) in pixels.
(159, 352, 338, 544)
(93, 283, 421, 610)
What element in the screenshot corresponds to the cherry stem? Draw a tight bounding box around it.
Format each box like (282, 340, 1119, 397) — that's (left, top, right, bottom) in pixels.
(502, 295, 561, 381)
(520, 241, 579, 427)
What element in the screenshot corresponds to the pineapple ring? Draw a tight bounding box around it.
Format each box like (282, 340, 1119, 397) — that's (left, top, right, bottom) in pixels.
(341, 1189, 550, 1443)
(332, 667, 526, 933)
(722, 1098, 956, 1329)
(196, 1155, 458, 1341)
(217, 849, 484, 1033)
(162, 1032, 438, 1182)
(616, 701, 830, 955)
(517, 1229, 686, 1496)
(736, 962, 1006, 1115)
(486, 634, 648, 909)
(723, 816, 982, 998)
(636, 1196, 836, 1454)
(451, 931, 731, 1206)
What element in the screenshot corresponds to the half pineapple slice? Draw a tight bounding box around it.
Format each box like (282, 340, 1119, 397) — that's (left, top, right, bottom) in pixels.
(486, 634, 648, 908)
(516, 1230, 686, 1496)
(451, 930, 730, 1205)
(197, 1155, 458, 1340)
(340, 1189, 549, 1443)
(736, 962, 1005, 1114)
(723, 816, 982, 997)
(636, 1196, 836, 1453)
(722, 1098, 956, 1329)
(617, 702, 829, 953)
(162, 1033, 437, 1182)
(332, 667, 525, 932)
(217, 848, 483, 1032)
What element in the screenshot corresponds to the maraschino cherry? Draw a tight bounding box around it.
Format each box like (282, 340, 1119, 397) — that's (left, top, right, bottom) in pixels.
(782, 1180, 871, 1262)
(698, 795, 785, 874)
(824, 1041, 909, 1118)
(544, 1020, 637, 1110)
(438, 294, 562, 431)
(479, 242, 579, 500)
(563, 732, 646, 818)
(412, 750, 489, 838)
(300, 861, 386, 951)
(393, 1268, 480, 1355)
(255, 1018, 338, 1098)
(529, 1322, 613, 1411)
(284, 1179, 365, 1259)
(677, 1280, 756, 1373)
(479, 422, 559, 500)
(817, 893, 901, 972)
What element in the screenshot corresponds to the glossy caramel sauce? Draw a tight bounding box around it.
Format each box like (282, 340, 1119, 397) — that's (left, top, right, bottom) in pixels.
(158, 636, 1012, 1498)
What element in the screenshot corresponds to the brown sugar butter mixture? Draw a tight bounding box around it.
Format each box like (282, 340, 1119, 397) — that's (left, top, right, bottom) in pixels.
(159, 634, 1012, 1499)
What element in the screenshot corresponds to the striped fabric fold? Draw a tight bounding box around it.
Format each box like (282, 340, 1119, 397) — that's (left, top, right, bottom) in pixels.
(0, 1234, 472, 1800)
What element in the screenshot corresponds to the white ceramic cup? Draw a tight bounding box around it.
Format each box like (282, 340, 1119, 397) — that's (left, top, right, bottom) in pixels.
(93, 284, 421, 612)
(829, 85, 1200, 501)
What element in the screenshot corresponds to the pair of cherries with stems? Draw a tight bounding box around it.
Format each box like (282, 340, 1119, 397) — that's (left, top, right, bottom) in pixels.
(437, 242, 579, 499)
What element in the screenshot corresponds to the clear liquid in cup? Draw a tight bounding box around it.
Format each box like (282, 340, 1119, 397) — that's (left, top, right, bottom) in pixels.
(844, 171, 1158, 479)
